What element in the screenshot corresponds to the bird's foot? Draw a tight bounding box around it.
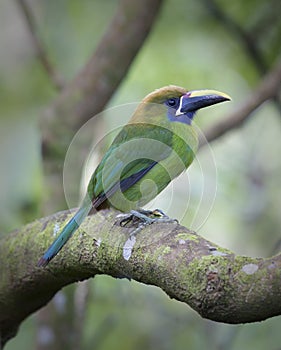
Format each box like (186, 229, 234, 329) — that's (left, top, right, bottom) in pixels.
(116, 209, 178, 236)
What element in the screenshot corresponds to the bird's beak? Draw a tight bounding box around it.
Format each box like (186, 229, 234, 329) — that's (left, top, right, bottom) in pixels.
(175, 89, 231, 117)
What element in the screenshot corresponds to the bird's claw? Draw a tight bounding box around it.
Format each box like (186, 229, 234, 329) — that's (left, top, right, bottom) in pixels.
(117, 209, 178, 229)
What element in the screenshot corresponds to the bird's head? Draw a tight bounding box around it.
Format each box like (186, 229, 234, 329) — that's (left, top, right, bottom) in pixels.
(140, 85, 231, 125)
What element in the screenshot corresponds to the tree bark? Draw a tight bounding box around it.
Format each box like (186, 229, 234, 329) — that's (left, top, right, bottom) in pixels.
(1, 208, 280, 347)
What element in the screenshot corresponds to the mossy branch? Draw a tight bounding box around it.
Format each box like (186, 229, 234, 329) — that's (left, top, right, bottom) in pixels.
(1, 209, 280, 347)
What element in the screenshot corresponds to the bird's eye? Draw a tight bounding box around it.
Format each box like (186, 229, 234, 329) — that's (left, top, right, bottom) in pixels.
(166, 98, 178, 108)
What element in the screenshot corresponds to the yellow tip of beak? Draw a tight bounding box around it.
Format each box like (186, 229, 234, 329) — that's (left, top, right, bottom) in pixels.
(188, 89, 231, 101)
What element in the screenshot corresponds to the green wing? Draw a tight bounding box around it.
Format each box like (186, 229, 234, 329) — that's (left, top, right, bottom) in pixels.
(88, 123, 174, 202)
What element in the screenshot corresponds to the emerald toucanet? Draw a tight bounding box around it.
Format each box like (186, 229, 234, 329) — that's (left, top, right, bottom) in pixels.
(38, 85, 230, 266)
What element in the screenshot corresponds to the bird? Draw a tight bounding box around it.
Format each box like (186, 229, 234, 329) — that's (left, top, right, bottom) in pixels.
(38, 85, 230, 267)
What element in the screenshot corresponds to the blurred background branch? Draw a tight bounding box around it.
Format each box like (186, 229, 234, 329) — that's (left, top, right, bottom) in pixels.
(202, 0, 281, 112)
(16, 0, 65, 90)
(200, 58, 281, 147)
(202, 0, 268, 75)
(41, 0, 164, 157)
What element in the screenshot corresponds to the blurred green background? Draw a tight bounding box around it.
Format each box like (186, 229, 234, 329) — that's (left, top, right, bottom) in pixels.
(1, 0, 280, 349)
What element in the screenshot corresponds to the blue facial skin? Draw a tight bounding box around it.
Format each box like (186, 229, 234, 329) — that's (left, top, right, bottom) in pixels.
(165, 97, 195, 125)
(166, 107, 195, 125)
(165, 93, 228, 125)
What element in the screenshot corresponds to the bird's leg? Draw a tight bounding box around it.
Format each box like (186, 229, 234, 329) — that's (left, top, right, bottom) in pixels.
(131, 209, 178, 224)
(117, 208, 178, 228)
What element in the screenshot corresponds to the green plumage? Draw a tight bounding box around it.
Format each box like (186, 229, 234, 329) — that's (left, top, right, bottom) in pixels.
(38, 85, 230, 266)
(89, 120, 198, 211)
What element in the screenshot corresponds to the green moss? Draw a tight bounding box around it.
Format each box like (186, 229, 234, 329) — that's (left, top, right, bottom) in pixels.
(233, 257, 265, 285)
(183, 255, 231, 295)
(175, 232, 200, 242)
(162, 246, 172, 254)
(143, 245, 171, 263)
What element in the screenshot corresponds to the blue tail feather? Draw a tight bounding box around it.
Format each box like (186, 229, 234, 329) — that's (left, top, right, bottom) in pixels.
(38, 199, 92, 267)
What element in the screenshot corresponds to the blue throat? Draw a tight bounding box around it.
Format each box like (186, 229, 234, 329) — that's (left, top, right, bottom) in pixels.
(167, 109, 195, 125)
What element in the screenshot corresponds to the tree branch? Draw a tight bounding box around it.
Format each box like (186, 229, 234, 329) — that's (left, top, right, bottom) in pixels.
(202, 0, 268, 75)
(1, 209, 280, 347)
(201, 0, 281, 112)
(200, 58, 281, 147)
(16, 0, 65, 90)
